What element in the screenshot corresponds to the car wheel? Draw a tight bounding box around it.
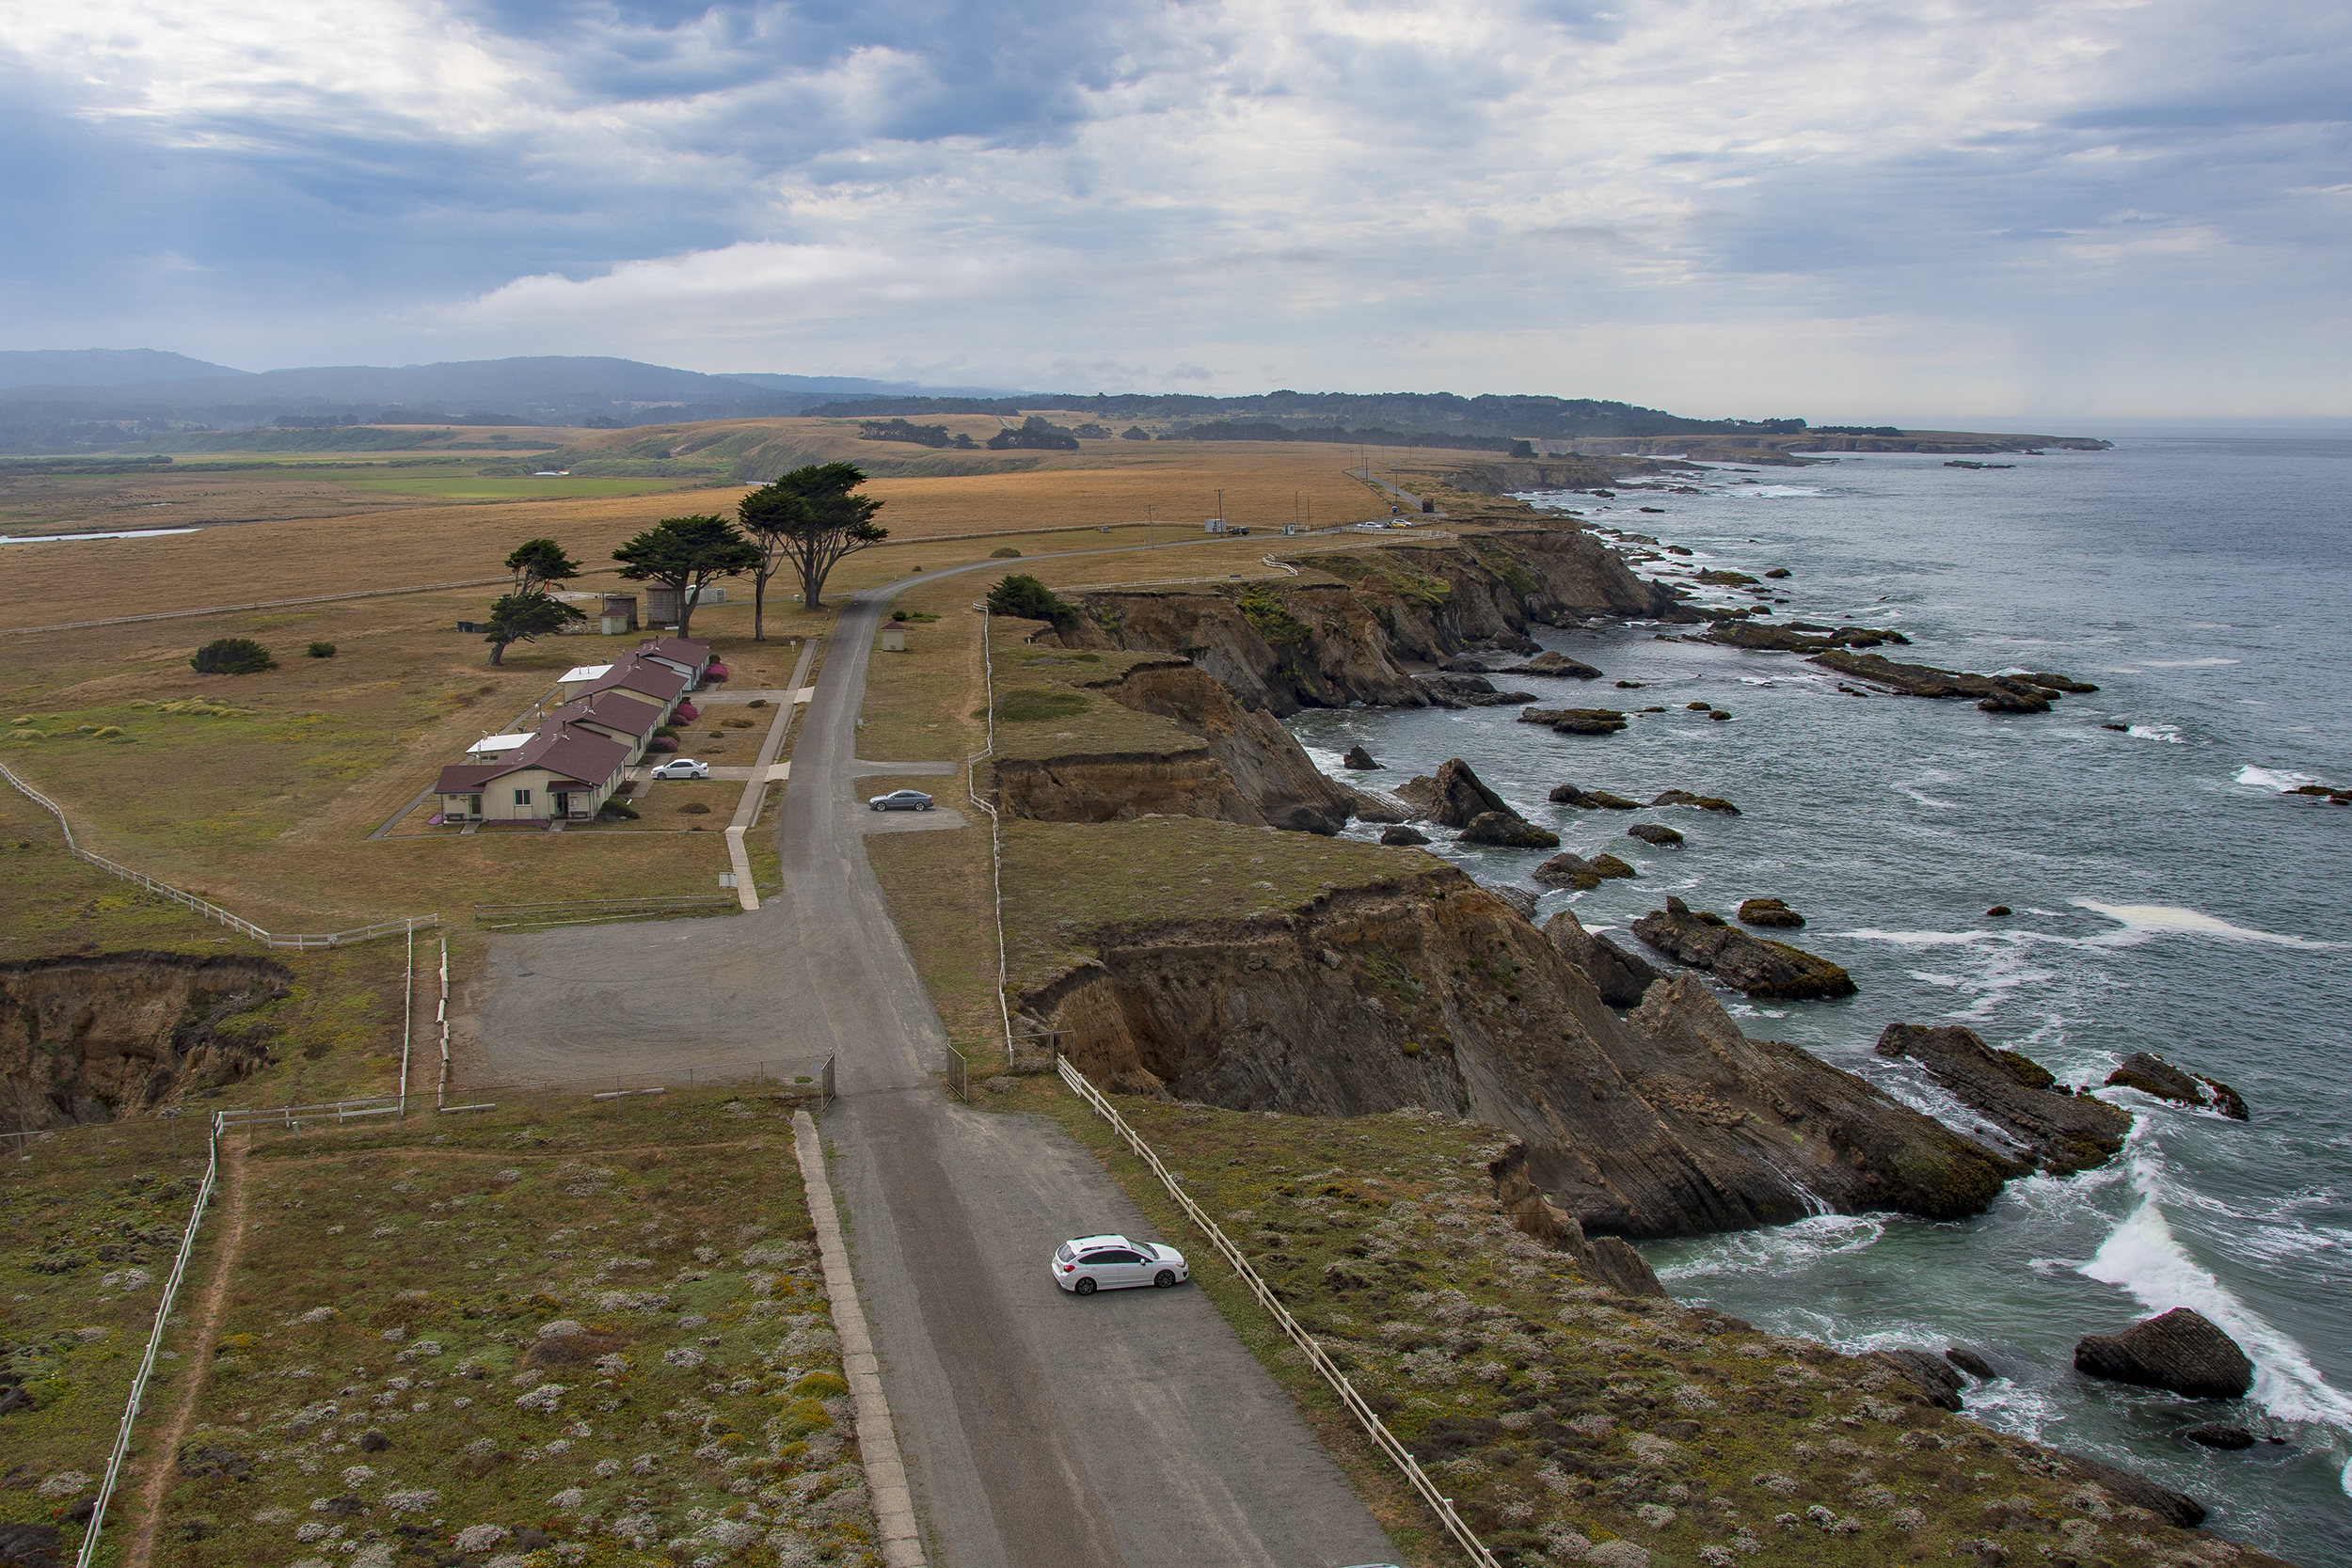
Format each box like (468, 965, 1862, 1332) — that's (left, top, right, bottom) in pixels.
(870, 803, 882, 811)
(919, 802, 931, 811)
(1153, 1270, 1176, 1288)
(1073, 1277, 1096, 1296)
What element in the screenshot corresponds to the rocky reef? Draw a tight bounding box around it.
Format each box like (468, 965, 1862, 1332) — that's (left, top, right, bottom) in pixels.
(2074, 1307, 2255, 1400)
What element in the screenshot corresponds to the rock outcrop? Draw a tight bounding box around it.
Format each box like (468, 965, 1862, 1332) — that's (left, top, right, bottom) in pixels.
(1550, 785, 1640, 809)
(1458, 812, 1560, 848)
(1532, 851, 1636, 890)
(1651, 789, 1739, 814)
(1632, 898, 1856, 999)
(1341, 745, 1378, 770)
(1396, 758, 1513, 828)
(1379, 824, 1430, 847)
(1737, 897, 1803, 927)
(1874, 1023, 2132, 1175)
(991, 658, 1358, 833)
(1, 953, 292, 1127)
(1872, 1349, 1965, 1411)
(1704, 621, 1911, 654)
(1806, 650, 2095, 713)
(2074, 1308, 2255, 1400)
(1491, 1143, 1666, 1297)
(1542, 910, 1661, 1006)
(1495, 651, 1604, 680)
(1418, 673, 1538, 708)
(1018, 871, 2028, 1239)
(1041, 525, 1695, 717)
(1519, 707, 1629, 736)
(1626, 823, 1682, 846)
(2106, 1052, 2249, 1120)
(2182, 1423, 2256, 1450)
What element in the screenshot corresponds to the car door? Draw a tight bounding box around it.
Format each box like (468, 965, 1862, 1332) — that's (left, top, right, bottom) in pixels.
(1098, 1247, 1148, 1288)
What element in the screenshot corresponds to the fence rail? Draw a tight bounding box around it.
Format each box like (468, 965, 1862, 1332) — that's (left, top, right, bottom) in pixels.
(1, 759, 435, 949)
(1057, 1055, 1501, 1568)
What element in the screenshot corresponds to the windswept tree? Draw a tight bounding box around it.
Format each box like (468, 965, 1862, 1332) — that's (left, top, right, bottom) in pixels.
(504, 537, 581, 597)
(612, 515, 760, 640)
(482, 592, 583, 666)
(738, 463, 888, 623)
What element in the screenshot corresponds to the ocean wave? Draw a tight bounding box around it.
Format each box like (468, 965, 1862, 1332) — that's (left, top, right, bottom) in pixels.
(2235, 765, 2322, 791)
(2124, 724, 2185, 743)
(2081, 1156, 2352, 1438)
(2143, 657, 2242, 668)
(1650, 1212, 1888, 1282)
(2072, 900, 2340, 950)
(1832, 928, 1995, 949)
(1899, 786, 1962, 809)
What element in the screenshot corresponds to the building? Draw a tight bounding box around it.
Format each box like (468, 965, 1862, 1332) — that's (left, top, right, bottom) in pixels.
(635, 636, 713, 688)
(539, 690, 662, 764)
(644, 583, 723, 625)
(564, 652, 690, 718)
(435, 721, 630, 824)
(464, 731, 535, 763)
(550, 593, 640, 636)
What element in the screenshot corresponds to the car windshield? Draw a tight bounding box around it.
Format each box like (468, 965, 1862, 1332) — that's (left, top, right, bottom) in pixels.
(1054, 1243, 1073, 1262)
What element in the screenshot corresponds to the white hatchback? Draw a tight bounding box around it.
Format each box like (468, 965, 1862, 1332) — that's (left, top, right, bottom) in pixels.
(1051, 1234, 1188, 1295)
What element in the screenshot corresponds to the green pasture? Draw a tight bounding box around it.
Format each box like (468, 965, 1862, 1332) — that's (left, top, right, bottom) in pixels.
(330, 474, 689, 499)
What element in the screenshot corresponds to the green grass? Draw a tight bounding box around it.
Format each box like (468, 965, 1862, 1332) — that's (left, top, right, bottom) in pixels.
(329, 476, 690, 501)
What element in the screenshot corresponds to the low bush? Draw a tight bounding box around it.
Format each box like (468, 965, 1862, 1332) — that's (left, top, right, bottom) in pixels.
(990, 546, 1022, 559)
(647, 736, 678, 753)
(986, 574, 1074, 625)
(597, 800, 640, 820)
(190, 638, 276, 675)
(305, 641, 336, 658)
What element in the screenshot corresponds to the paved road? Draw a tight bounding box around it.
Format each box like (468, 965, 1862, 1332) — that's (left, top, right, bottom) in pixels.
(474, 547, 1395, 1568)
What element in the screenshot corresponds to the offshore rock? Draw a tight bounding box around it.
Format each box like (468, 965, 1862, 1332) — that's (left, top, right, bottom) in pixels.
(1542, 909, 1661, 1007)
(1874, 1023, 2132, 1174)
(1651, 789, 1739, 814)
(1532, 852, 1635, 891)
(2074, 1307, 2255, 1401)
(2183, 1423, 2257, 1450)
(2106, 1051, 2250, 1120)
(1736, 897, 1804, 928)
(1808, 649, 2090, 713)
(1379, 824, 1431, 847)
(1872, 1349, 1965, 1411)
(1626, 823, 1682, 847)
(1341, 745, 1379, 770)
(1021, 871, 2027, 1239)
(1399, 758, 1515, 828)
(1420, 672, 1539, 708)
(1458, 812, 1560, 849)
(1496, 651, 1605, 679)
(1520, 706, 1629, 736)
(1631, 898, 1856, 1000)
(1704, 621, 1910, 654)
(1550, 784, 1640, 809)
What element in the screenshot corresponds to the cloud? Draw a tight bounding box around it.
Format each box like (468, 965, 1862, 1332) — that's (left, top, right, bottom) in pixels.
(1, 0, 2347, 413)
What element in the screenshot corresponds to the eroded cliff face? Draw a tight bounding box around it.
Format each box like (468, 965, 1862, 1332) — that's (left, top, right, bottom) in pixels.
(0, 953, 291, 1127)
(1046, 525, 1693, 717)
(993, 657, 1359, 832)
(1017, 871, 2021, 1240)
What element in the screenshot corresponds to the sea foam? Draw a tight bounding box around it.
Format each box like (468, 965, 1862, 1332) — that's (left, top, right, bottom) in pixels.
(2235, 764, 2321, 791)
(2072, 900, 2339, 950)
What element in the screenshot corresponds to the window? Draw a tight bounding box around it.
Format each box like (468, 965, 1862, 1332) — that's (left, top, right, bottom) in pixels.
(514, 788, 532, 805)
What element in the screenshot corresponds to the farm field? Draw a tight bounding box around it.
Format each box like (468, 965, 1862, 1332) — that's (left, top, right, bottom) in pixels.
(328, 475, 688, 501)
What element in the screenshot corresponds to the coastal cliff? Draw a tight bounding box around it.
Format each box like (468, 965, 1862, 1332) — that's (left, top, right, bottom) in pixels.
(1015, 869, 2024, 1240)
(0, 952, 290, 1127)
(1041, 523, 1694, 717)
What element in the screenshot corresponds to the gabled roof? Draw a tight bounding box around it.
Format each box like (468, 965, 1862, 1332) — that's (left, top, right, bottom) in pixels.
(559, 662, 614, 684)
(433, 721, 629, 795)
(639, 636, 711, 666)
(574, 651, 688, 705)
(546, 690, 660, 739)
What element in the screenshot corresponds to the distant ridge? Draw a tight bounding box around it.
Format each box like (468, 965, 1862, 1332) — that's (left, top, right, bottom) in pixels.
(723, 372, 1025, 398)
(0, 348, 248, 389)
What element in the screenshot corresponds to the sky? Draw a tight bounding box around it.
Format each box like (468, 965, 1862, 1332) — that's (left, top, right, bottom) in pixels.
(1, 0, 2346, 421)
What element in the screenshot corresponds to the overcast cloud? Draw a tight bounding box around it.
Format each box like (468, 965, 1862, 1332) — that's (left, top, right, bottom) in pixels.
(1, 0, 2344, 419)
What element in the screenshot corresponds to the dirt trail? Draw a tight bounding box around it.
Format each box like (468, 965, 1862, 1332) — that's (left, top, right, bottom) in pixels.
(121, 1135, 251, 1568)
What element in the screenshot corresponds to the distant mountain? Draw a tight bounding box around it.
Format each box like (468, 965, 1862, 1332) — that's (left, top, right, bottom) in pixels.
(0, 348, 249, 389)
(722, 372, 1025, 399)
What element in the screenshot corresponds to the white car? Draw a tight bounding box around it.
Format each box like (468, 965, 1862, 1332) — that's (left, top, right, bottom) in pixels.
(1051, 1234, 1188, 1295)
(649, 758, 710, 780)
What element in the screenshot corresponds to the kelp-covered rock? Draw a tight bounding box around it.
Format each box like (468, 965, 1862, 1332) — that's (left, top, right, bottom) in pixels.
(1519, 706, 1629, 736)
(1631, 898, 1855, 999)
(2106, 1052, 2249, 1120)
(1550, 784, 1640, 809)
(1457, 811, 1560, 849)
(1736, 897, 1803, 927)
(1532, 851, 1635, 891)
(1496, 651, 1604, 679)
(1626, 822, 1682, 847)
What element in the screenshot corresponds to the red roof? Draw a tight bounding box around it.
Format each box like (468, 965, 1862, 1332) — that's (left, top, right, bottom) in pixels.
(433, 721, 628, 796)
(640, 636, 710, 663)
(546, 690, 660, 739)
(574, 652, 688, 705)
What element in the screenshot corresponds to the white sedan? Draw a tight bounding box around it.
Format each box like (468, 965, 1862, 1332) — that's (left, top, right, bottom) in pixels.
(1051, 1234, 1188, 1295)
(649, 758, 710, 780)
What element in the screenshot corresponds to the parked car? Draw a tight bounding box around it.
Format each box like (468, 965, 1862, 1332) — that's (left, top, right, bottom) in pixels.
(867, 789, 934, 812)
(1051, 1234, 1188, 1295)
(649, 758, 710, 780)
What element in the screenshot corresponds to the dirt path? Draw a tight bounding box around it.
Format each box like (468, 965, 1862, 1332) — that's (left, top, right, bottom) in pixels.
(121, 1135, 251, 1568)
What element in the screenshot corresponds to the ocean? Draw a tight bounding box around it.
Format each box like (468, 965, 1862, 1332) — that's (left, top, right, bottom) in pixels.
(1286, 434, 2352, 1562)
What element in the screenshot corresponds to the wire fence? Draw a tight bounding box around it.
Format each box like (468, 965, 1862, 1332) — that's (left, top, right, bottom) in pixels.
(1056, 1053, 1502, 1568)
(1, 759, 435, 949)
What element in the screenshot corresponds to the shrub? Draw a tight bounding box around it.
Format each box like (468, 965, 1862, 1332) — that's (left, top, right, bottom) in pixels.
(648, 736, 678, 753)
(703, 663, 728, 683)
(306, 641, 337, 658)
(674, 701, 699, 723)
(748, 698, 768, 708)
(675, 800, 711, 816)
(985, 574, 1073, 625)
(190, 638, 276, 675)
(891, 609, 909, 621)
(597, 800, 639, 820)
(990, 546, 1022, 559)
